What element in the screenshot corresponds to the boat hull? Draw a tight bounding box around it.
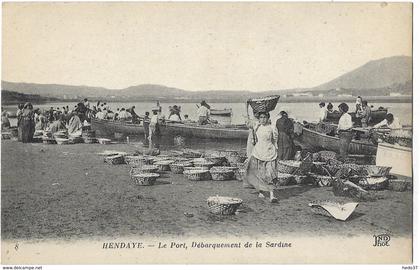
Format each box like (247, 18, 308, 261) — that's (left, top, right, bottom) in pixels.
(210, 109, 232, 116)
(376, 143, 412, 177)
(91, 118, 249, 140)
(296, 123, 377, 155)
(326, 109, 388, 124)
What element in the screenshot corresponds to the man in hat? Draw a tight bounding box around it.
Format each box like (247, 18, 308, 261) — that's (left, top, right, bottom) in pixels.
(318, 102, 327, 122)
(275, 111, 295, 160)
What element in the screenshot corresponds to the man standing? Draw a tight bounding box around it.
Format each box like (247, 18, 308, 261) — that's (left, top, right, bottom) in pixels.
(275, 111, 295, 160)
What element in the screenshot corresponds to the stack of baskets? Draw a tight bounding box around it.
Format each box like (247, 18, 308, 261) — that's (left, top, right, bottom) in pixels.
(183, 169, 211, 181)
(209, 167, 235, 181)
(207, 196, 243, 215)
(130, 165, 159, 175)
(192, 160, 215, 170)
(169, 161, 193, 174)
(124, 155, 153, 167)
(154, 160, 175, 171)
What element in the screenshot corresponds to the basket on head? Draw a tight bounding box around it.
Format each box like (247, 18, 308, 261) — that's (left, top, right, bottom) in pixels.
(125, 155, 153, 167)
(388, 179, 409, 192)
(207, 196, 243, 215)
(130, 165, 159, 175)
(247, 95, 280, 113)
(209, 167, 235, 181)
(276, 173, 294, 186)
(183, 169, 211, 181)
(277, 160, 301, 174)
(131, 173, 159, 186)
(358, 176, 389, 190)
(170, 162, 193, 174)
(97, 138, 111, 145)
(104, 154, 125, 165)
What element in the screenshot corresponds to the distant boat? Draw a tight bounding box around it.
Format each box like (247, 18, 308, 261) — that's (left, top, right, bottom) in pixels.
(294, 122, 377, 155)
(325, 108, 388, 125)
(210, 108, 232, 117)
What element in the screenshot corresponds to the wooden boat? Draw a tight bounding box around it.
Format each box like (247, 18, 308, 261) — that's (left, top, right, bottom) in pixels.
(376, 142, 412, 177)
(90, 118, 249, 140)
(326, 108, 388, 124)
(295, 122, 377, 155)
(210, 108, 232, 117)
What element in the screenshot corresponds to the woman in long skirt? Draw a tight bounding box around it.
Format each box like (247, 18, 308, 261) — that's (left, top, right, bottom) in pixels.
(244, 112, 278, 203)
(21, 103, 35, 143)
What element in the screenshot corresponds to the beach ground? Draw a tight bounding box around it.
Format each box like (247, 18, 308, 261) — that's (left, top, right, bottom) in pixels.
(1, 140, 412, 241)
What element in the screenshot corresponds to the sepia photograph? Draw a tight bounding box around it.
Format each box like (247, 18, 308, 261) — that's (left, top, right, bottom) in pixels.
(0, 1, 414, 265)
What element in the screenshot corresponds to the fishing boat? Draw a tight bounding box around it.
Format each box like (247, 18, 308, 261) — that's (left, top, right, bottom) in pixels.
(376, 142, 412, 177)
(90, 118, 249, 140)
(326, 108, 388, 124)
(210, 108, 232, 117)
(294, 122, 377, 155)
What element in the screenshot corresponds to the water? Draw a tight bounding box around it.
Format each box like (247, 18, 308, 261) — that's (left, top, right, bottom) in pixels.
(4, 101, 412, 126)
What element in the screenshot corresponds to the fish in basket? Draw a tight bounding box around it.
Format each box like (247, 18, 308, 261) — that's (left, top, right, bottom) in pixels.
(308, 201, 359, 221)
(154, 160, 175, 171)
(358, 165, 392, 177)
(97, 138, 112, 145)
(169, 162, 193, 174)
(209, 167, 235, 181)
(124, 155, 153, 167)
(55, 138, 70, 145)
(104, 154, 125, 165)
(358, 176, 389, 190)
(130, 165, 159, 175)
(247, 95, 280, 113)
(207, 196, 243, 215)
(131, 173, 160, 186)
(388, 179, 410, 192)
(276, 173, 294, 186)
(183, 169, 211, 181)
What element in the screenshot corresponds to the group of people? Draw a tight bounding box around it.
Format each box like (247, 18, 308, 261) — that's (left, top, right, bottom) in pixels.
(243, 109, 296, 203)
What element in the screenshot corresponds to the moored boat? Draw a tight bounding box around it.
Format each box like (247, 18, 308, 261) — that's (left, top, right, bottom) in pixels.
(294, 122, 377, 155)
(210, 108, 232, 117)
(326, 108, 388, 124)
(91, 118, 249, 140)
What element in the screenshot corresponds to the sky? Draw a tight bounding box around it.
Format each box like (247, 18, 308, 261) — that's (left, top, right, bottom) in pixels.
(2, 2, 412, 91)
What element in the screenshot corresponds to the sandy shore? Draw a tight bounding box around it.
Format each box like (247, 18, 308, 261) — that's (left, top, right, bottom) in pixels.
(1, 140, 412, 241)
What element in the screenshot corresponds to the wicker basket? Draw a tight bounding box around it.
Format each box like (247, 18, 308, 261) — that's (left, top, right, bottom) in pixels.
(359, 165, 392, 177)
(210, 169, 235, 181)
(226, 155, 247, 165)
(170, 162, 192, 174)
(183, 169, 211, 181)
(55, 138, 70, 145)
(125, 155, 153, 167)
(388, 179, 409, 192)
(131, 173, 159, 186)
(130, 165, 159, 175)
(193, 161, 215, 169)
(276, 173, 294, 186)
(358, 176, 389, 190)
(309, 173, 335, 187)
(155, 160, 175, 171)
(207, 196, 243, 215)
(247, 95, 280, 113)
(205, 156, 227, 166)
(97, 138, 111, 145)
(277, 160, 301, 174)
(308, 201, 359, 221)
(104, 154, 125, 165)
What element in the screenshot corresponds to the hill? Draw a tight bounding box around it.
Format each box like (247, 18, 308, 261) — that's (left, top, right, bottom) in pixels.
(1, 90, 59, 105)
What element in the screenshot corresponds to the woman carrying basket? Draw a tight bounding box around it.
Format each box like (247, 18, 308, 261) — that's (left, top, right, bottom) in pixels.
(244, 111, 278, 203)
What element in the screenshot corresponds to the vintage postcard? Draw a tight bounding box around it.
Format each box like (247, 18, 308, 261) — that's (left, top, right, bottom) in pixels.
(1, 2, 414, 265)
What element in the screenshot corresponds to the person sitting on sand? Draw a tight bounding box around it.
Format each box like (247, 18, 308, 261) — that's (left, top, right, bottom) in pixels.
(373, 113, 402, 129)
(243, 111, 278, 203)
(35, 111, 48, 131)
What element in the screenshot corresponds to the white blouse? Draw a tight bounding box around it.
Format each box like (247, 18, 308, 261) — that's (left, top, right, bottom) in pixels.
(251, 124, 278, 161)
